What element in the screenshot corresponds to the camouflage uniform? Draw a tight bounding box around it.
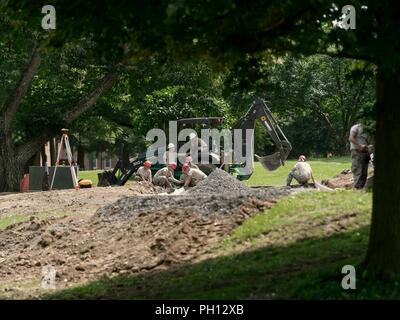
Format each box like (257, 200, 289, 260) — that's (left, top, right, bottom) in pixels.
(135, 166, 152, 182)
(286, 162, 313, 186)
(351, 150, 370, 189)
(153, 167, 181, 188)
(181, 168, 207, 187)
(349, 124, 370, 189)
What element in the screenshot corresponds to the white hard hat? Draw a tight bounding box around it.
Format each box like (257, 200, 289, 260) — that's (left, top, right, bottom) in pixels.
(189, 132, 197, 140)
(167, 143, 175, 149)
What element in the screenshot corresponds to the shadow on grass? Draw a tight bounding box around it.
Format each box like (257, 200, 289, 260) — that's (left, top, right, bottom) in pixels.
(46, 226, 400, 300)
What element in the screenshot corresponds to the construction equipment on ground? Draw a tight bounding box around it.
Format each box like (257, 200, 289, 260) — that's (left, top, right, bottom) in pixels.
(98, 98, 292, 186)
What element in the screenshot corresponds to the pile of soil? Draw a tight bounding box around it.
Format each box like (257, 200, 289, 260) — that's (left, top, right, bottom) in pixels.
(0, 197, 274, 298)
(322, 168, 374, 189)
(0, 172, 289, 298)
(0, 181, 161, 218)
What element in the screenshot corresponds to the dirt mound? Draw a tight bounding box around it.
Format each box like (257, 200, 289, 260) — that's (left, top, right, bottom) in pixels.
(0, 174, 290, 298)
(189, 168, 251, 194)
(97, 167, 290, 221)
(97, 187, 287, 221)
(0, 181, 161, 219)
(322, 168, 374, 189)
(0, 197, 274, 298)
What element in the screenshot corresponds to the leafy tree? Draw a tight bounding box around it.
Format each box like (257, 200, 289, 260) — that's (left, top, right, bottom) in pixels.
(0, 9, 119, 191)
(2, 0, 400, 277)
(224, 54, 375, 157)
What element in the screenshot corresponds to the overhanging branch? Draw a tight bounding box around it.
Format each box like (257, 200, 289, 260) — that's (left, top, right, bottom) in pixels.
(2, 40, 42, 133)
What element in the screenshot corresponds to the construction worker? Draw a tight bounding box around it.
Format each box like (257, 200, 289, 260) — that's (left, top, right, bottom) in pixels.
(135, 160, 152, 183)
(153, 162, 182, 188)
(349, 123, 372, 189)
(286, 155, 316, 187)
(180, 163, 207, 187)
(185, 155, 199, 169)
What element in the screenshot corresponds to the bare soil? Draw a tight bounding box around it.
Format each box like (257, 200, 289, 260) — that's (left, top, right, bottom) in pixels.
(0, 178, 281, 299)
(322, 167, 374, 189)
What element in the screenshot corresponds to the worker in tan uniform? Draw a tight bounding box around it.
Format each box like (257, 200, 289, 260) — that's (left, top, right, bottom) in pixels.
(135, 160, 152, 183)
(286, 155, 316, 187)
(180, 163, 207, 187)
(153, 162, 182, 188)
(185, 155, 199, 169)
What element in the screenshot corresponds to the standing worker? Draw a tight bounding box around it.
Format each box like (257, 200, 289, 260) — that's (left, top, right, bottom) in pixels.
(135, 160, 152, 183)
(286, 155, 316, 187)
(348, 123, 372, 189)
(153, 162, 182, 188)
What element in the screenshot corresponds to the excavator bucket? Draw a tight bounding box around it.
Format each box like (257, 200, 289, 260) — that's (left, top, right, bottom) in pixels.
(255, 152, 283, 171)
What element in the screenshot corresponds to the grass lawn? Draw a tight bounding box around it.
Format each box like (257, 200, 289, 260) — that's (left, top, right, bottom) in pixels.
(78, 156, 351, 187)
(46, 189, 398, 300)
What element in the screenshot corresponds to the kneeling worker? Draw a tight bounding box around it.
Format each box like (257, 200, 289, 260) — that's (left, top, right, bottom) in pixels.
(135, 160, 152, 183)
(181, 163, 207, 187)
(286, 155, 316, 187)
(153, 162, 182, 188)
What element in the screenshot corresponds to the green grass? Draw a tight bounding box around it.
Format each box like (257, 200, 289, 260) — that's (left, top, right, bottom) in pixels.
(224, 190, 371, 247)
(45, 189, 398, 300)
(246, 156, 350, 186)
(0, 211, 67, 230)
(78, 170, 102, 186)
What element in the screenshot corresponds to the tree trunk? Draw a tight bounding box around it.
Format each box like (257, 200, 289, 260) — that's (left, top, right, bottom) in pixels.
(364, 68, 400, 278)
(49, 138, 56, 166)
(0, 130, 23, 192)
(77, 144, 85, 170)
(40, 145, 47, 165)
(0, 71, 119, 192)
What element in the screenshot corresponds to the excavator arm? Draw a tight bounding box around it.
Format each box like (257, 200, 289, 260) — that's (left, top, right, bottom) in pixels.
(233, 98, 292, 176)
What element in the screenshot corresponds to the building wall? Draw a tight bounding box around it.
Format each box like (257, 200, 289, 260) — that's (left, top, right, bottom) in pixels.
(38, 140, 118, 171)
(81, 152, 118, 171)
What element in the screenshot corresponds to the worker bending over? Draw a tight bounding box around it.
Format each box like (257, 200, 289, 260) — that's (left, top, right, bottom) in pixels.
(180, 163, 207, 187)
(135, 160, 152, 183)
(286, 155, 316, 187)
(153, 162, 182, 188)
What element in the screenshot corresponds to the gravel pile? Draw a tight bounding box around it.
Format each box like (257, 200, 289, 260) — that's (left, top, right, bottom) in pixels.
(97, 168, 292, 220)
(97, 187, 290, 220)
(189, 168, 251, 194)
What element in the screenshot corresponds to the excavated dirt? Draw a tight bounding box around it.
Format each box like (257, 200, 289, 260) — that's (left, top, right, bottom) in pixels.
(0, 181, 161, 218)
(0, 198, 275, 298)
(322, 168, 374, 189)
(0, 172, 290, 298)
